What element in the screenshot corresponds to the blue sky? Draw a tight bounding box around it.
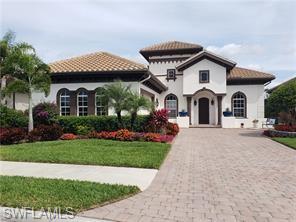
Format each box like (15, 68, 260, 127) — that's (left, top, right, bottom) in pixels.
(1, 0, 295, 88)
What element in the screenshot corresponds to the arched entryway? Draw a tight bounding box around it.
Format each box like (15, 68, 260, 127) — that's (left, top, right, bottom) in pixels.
(198, 97, 209, 124)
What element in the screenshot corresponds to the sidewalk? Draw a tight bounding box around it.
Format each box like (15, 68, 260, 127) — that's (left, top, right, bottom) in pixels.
(0, 161, 158, 191)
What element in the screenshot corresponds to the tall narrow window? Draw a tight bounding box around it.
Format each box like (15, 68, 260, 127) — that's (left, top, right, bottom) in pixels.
(95, 88, 108, 116)
(60, 89, 70, 116)
(232, 92, 247, 118)
(165, 94, 178, 118)
(199, 70, 209, 83)
(77, 90, 88, 116)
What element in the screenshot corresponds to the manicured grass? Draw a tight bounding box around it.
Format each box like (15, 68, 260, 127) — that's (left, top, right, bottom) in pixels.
(273, 137, 296, 150)
(0, 139, 170, 169)
(0, 176, 139, 213)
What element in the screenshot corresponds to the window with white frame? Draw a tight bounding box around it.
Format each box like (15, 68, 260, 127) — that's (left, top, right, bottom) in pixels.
(77, 90, 88, 116)
(95, 88, 108, 116)
(60, 89, 70, 116)
(232, 92, 246, 118)
(165, 94, 178, 118)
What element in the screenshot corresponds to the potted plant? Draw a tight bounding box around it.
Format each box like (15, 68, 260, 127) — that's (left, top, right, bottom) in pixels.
(252, 119, 259, 128)
(223, 108, 233, 117)
(179, 109, 188, 117)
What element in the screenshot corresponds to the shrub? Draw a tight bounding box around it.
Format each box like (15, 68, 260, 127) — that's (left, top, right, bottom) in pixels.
(0, 127, 27, 145)
(58, 115, 150, 133)
(159, 134, 174, 143)
(274, 125, 296, 132)
(116, 129, 135, 141)
(147, 109, 169, 133)
(0, 105, 28, 128)
(28, 124, 63, 142)
(96, 131, 117, 140)
(144, 133, 161, 142)
(166, 122, 179, 136)
(60, 133, 77, 140)
(76, 125, 94, 136)
(33, 102, 59, 126)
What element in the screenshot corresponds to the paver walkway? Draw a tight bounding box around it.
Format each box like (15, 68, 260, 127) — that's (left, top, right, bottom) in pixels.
(0, 161, 157, 191)
(80, 128, 296, 222)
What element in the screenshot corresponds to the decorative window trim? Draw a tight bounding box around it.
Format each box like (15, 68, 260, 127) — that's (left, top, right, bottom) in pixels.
(164, 93, 178, 118)
(166, 69, 176, 81)
(231, 91, 247, 118)
(95, 87, 108, 116)
(199, 70, 210, 83)
(77, 88, 88, 116)
(57, 88, 70, 116)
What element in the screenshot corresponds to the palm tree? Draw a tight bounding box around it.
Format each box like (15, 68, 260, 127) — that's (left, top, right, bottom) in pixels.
(104, 81, 131, 128)
(126, 92, 152, 130)
(2, 42, 50, 132)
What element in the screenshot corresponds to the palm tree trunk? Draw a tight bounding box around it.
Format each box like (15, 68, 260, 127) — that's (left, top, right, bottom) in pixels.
(131, 112, 137, 131)
(28, 92, 33, 132)
(117, 111, 122, 129)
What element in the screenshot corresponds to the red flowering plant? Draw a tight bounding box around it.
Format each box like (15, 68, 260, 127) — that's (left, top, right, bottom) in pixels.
(60, 133, 77, 140)
(147, 109, 169, 133)
(166, 122, 179, 136)
(116, 129, 135, 141)
(97, 131, 117, 140)
(144, 133, 161, 142)
(274, 125, 296, 132)
(159, 134, 174, 143)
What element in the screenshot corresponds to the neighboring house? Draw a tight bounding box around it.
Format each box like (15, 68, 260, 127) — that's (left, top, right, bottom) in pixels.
(3, 41, 275, 128)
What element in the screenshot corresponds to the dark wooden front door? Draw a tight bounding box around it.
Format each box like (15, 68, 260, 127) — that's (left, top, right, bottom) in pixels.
(199, 98, 209, 124)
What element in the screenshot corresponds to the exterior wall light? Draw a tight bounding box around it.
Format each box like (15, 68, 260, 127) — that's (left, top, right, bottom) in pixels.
(194, 100, 197, 106)
(211, 99, 214, 105)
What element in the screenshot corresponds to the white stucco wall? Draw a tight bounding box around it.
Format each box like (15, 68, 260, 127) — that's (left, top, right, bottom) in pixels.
(183, 59, 227, 95)
(223, 85, 266, 128)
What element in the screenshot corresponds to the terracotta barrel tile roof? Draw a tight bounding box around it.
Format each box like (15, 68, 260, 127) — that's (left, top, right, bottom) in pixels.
(228, 67, 275, 80)
(49, 52, 147, 73)
(140, 41, 203, 52)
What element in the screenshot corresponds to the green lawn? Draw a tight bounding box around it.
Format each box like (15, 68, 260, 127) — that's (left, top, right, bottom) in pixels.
(0, 176, 139, 213)
(272, 137, 296, 150)
(0, 139, 170, 169)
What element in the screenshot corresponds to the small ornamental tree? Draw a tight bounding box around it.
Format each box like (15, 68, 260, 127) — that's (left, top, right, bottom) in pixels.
(126, 92, 152, 130)
(104, 81, 131, 128)
(266, 78, 296, 124)
(2, 36, 50, 132)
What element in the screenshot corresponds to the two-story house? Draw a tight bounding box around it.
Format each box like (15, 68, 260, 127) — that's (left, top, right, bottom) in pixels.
(4, 41, 275, 128)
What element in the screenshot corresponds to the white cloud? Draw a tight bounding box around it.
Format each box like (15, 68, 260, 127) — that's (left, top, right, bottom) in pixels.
(206, 43, 264, 57)
(245, 64, 262, 70)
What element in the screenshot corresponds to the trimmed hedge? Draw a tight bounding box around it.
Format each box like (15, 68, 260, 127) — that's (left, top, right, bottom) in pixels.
(0, 105, 28, 128)
(58, 115, 150, 133)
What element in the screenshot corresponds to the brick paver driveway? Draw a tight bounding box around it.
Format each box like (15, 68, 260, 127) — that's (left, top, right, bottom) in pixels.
(80, 129, 296, 222)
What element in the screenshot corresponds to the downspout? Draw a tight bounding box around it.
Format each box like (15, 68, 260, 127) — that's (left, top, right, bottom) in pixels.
(140, 73, 151, 84)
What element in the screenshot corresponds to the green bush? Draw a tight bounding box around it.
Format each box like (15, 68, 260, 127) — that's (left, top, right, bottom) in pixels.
(58, 115, 150, 133)
(0, 105, 28, 128)
(76, 125, 94, 135)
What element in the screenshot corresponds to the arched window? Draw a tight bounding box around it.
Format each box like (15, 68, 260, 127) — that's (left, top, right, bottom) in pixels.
(77, 89, 88, 116)
(165, 94, 178, 118)
(59, 89, 70, 116)
(232, 92, 247, 118)
(95, 87, 108, 116)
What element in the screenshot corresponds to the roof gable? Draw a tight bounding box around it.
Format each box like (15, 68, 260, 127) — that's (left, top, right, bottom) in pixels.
(140, 41, 203, 61)
(49, 52, 147, 74)
(176, 50, 236, 71)
(227, 67, 275, 84)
